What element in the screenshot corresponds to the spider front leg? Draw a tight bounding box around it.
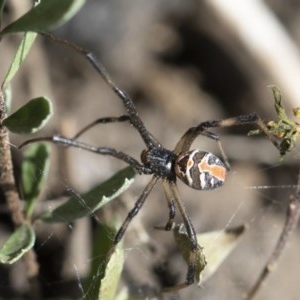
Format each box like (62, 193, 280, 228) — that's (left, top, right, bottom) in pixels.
(39, 32, 160, 149)
(174, 112, 281, 158)
(174, 125, 231, 173)
(197, 130, 231, 171)
(19, 135, 152, 175)
(72, 115, 130, 139)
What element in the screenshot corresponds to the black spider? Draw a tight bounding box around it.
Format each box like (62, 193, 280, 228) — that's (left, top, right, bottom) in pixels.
(20, 32, 280, 292)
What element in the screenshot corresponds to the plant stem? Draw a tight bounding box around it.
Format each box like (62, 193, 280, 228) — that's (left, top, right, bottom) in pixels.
(0, 89, 40, 298)
(0, 90, 24, 225)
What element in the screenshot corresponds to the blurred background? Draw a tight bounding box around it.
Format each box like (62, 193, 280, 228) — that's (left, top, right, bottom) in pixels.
(1, 0, 300, 299)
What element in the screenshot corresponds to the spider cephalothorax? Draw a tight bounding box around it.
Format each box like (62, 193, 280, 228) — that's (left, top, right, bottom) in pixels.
(20, 32, 281, 292)
(141, 147, 177, 180)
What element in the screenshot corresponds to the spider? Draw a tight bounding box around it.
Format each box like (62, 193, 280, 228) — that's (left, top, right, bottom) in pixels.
(20, 33, 281, 292)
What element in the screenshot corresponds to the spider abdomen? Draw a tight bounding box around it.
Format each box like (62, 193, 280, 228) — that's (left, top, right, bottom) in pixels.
(175, 149, 228, 190)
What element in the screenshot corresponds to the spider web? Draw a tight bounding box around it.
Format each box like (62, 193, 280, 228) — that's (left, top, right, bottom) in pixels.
(2, 1, 300, 299)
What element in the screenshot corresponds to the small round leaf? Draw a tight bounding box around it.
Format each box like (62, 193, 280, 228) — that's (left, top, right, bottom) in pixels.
(22, 142, 50, 217)
(3, 97, 52, 134)
(0, 224, 35, 264)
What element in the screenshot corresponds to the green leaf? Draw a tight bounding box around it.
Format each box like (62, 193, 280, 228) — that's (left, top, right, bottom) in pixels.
(3, 83, 12, 114)
(22, 143, 50, 218)
(269, 85, 290, 124)
(115, 288, 130, 300)
(3, 97, 52, 134)
(0, 224, 35, 264)
(1, 32, 37, 90)
(0, 0, 85, 35)
(0, 0, 6, 23)
(293, 107, 300, 119)
(99, 244, 124, 300)
(83, 223, 124, 300)
(248, 85, 300, 158)
(173, 224, 207, 283)
(41, 166, 136, 223)
(199, 224, 246, 283)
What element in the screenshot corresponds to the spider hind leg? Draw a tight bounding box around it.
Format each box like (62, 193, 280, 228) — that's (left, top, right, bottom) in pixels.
(160, 180, 200, 292)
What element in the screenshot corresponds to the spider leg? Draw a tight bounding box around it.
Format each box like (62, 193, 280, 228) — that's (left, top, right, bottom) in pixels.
(174, 112, 280, 159)
(85, 53, 160, 149)
(19, 135, 152, 175)
(73, 115, 130, 139)
(154, 178, 176, 231)
(198, 130, 230, 171)
(107, 175, 158, 256)
(40, 32, 160, 150)
(162, 180, 199, 292)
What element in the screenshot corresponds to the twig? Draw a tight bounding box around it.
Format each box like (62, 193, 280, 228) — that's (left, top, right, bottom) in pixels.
(244, 165, 300, 299)
(0, 90, 41, 299)
(0, 90, 24, 226)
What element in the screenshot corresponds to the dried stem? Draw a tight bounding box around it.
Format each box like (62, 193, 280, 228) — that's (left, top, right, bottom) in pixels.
(0, 90, 24, 225)
(0, 90, 40, 298)
(244, 166, 300, 299)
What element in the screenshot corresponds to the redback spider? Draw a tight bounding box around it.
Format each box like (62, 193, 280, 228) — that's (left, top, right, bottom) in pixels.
(19, 32, 281, 292)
